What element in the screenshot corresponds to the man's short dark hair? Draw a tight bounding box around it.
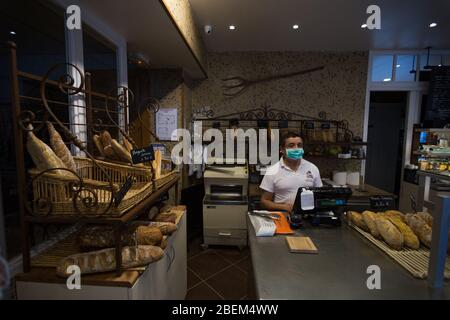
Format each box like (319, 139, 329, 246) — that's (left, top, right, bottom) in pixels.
(280, 131, 302, 147)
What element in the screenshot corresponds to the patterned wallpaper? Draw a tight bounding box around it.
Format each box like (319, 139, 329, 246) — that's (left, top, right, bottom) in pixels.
(192, 51, 369, 178)
(160, 0, 207, 72)
(192, 51, 368, 136)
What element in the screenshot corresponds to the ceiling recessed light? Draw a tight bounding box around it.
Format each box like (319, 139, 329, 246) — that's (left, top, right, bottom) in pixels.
(293, 24, 299, 30)
(361, 24, 367, 29)
(429, 22, 437, 28)
(229, 25, 236, 30)
(396, 64, 401, 68)
(9, 31, 16, 35)
(383, 78, 391, 82)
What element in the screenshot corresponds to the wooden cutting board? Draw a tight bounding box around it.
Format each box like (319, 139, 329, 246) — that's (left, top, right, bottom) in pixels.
(286, 236, 318, 254)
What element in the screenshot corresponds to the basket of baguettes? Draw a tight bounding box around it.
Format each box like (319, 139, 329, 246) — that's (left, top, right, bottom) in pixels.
(348, 210, 450, 252)
(27, 123, 153, 216)
(93, 130, 177, 190)
(48, 206, 185, 277)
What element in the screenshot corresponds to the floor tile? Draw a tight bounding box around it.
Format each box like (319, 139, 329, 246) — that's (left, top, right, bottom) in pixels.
(186, 283, 223, 300)
(188, 251, 231, 279)
(235, 256, 252, 274)
(211, 245, 249, 263)
(187, 268, 202, 290)
(187, 237, 204, 259)
(206, 266, 248, 300)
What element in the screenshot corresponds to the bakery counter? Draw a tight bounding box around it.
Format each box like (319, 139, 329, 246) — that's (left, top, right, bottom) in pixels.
(15, 212, 187, 300)
(248, 216, 450, 299)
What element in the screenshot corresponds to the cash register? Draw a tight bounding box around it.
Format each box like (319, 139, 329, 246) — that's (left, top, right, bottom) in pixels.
(289, 186, 353, 227)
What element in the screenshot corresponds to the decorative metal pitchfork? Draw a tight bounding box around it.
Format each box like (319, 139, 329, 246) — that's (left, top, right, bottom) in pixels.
(221, 66, 325, 98)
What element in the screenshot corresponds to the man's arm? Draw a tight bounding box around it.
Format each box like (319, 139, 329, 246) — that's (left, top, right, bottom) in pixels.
(260, 190, 293, 213)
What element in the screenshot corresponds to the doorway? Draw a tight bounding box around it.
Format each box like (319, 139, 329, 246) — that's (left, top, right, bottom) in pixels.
(365, 91, 407, 196)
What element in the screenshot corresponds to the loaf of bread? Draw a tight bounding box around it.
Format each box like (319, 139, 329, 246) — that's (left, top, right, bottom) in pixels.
(78, 225, 163, 248)
(383, 210, 406, 222)
(26, 128, 68, 176)
(375, 216, 404, 250)
(348, 211, 369, 232)
(385, 216, 420, 249)
(153, 212, 177, 224)
(93, 134, 105, 157)
(160, 237, 168, 250)
(362, 211, 381, 239)
(47, 122, 76, 172)
(145, 221, 177, 235)
(416, 212, 433, 227)
(111, 139, 132, 163)
(56, 245, 164, 277)
(405, 214, 432, 247)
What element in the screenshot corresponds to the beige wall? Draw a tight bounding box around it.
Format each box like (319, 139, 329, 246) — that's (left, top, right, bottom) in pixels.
(191, 51, 369, 177)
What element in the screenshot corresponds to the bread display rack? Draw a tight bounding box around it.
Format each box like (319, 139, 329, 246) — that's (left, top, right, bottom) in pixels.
(8, 42, 179, 275)
(192, 104, 368, 160)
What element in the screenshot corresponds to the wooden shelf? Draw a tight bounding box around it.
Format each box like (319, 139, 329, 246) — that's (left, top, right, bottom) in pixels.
(25, 175, 180, 225)
(305, 141, 368, 146)
(306, 155, 366, 160)
(414, 128, 450, 133)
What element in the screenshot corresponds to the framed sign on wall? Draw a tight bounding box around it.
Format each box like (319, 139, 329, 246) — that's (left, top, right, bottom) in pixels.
(156, 108, 178, 141)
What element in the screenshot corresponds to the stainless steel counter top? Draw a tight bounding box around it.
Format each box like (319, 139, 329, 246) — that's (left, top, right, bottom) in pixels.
(248, 216, 450, 299)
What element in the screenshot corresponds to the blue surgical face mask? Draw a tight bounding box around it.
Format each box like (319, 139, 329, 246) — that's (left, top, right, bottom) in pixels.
(285, 148, 304, 160)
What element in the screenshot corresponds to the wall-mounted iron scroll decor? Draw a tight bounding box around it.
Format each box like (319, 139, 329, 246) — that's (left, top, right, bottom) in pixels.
(222, 66, 325, 98)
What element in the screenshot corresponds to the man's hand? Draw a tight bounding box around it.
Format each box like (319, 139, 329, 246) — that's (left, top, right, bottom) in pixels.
(260, 191, 294, 213)
(282, 202, 294, 213)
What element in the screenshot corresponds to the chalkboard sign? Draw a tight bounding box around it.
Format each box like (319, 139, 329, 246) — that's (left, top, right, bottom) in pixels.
(114, 176, 134, 206)
(304, 121, 314, 129)
(131, 145, 154, 164)
(424, 66, 450, 127)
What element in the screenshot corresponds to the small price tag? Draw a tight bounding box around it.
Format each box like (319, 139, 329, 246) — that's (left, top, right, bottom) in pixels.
(321, 122, 331, 129)
(131, 145, 155, 164)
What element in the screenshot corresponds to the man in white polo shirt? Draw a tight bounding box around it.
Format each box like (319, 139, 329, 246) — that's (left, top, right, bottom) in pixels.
(260, 132, 322, 213)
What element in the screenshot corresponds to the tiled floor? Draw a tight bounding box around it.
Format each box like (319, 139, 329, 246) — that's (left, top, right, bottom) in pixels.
(186, 237, 251, 300)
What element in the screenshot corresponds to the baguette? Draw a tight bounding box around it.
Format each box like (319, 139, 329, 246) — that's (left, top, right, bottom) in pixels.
(78, 225, 163, 248)
(101, 130, 113, 148)
(56, 245, 164, 277)
(362, 211, 381, 239)
(405, 213, 432, 247)
(111, 139, 132, 163)
(385, 216, 420, 249)
(26, 128, 68, 176)
(93, 134, 105, 157)
(122, 137, 133, 152)
(47, 122, 77, 171)
(103, 145, 118, 160)
(375, 216, 404, 250)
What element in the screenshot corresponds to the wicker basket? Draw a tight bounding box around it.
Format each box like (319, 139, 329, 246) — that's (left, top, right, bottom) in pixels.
(29, 157, 153, 216)
(154, 170, 178, 189)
